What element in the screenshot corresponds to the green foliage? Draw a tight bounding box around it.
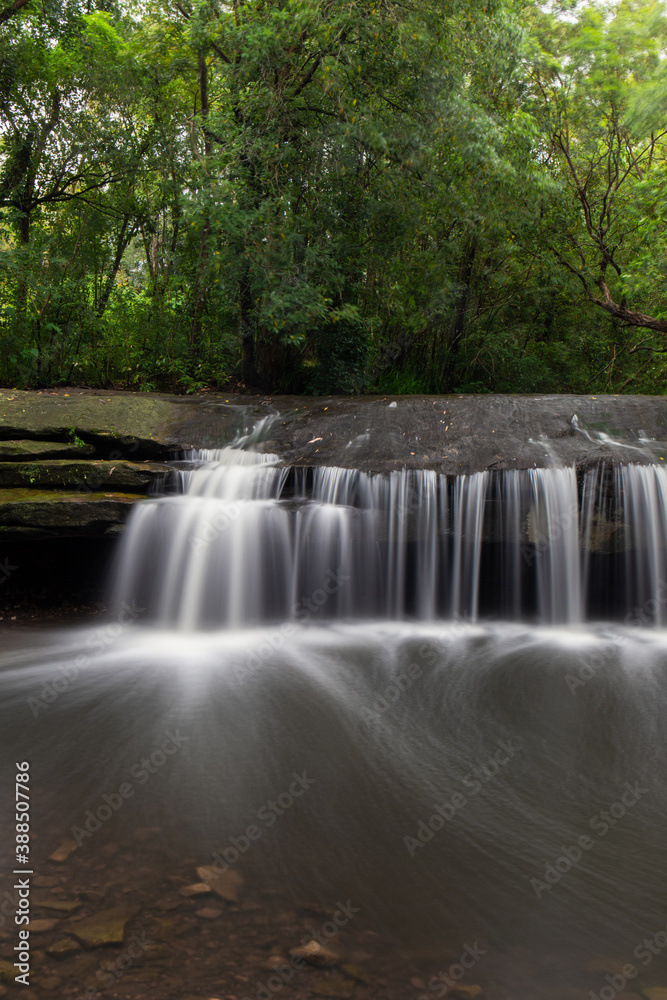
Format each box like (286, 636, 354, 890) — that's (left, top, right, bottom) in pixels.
(2, 0, 667, 395)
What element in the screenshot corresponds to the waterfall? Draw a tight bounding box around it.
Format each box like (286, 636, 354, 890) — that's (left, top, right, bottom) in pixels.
(112, 422, 667, 628)
(8, 406, 667, 988)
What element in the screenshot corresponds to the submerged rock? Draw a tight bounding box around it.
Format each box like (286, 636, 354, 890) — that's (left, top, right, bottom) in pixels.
(289, 940, 340, 968)
(196, 866, 244, 903)
(31, 891, 81, 913)
(66, 905, 137, 946)
(48, 839, 78, 863)
(46, 938, 82, 959)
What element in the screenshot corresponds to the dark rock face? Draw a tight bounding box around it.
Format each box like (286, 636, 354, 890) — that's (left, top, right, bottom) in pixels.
(259, 394, 667, 474)
(1, 390, 667, 545)
(0, 389, 665, 616)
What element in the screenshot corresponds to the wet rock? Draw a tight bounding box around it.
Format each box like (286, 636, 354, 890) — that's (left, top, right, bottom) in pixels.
(0, 389, 245, 458)
(450, 987, 483, 999)
(0, 439, 97, 460)
(0, 488, 137, 535)
(32, 876, 61, 888)
(66, 905, 137, 947)
(290, 940, 340, 968)
(643, 990, 667, 1000)
(196, 866, 244, 903)
(410, 978, 426, 990)
(180, 883, 213, 897)
(310, 979, 355, 998)
(195, 908, 224, 919)
(0, 962, 14, 983)
(46, 938, 82, 959)
(26, 919, 59, 933)
(49, 839, 78, 863)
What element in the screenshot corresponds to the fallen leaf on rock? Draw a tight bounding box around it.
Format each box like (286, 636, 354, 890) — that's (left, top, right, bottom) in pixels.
(196, 866, 244, 903)
(289, 939, 340, 968)
(643, 991, 667, 1000)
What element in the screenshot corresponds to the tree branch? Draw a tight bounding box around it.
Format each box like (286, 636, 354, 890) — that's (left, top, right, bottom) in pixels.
(0, 0, 30, 26)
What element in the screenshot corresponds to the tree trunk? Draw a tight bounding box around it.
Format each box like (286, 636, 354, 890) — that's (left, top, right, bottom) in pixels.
(442, 237, 477, 388)
(97, 214, 135, 318)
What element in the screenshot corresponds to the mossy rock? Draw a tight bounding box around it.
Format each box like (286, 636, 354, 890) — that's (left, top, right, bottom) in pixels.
(0, 390, 248, 458)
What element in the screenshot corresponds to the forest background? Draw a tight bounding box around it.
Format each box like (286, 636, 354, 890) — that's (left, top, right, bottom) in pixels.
(1, 0, 666, 395)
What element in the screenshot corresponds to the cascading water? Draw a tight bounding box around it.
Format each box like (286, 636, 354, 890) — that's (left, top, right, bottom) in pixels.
(112, 424, 667, 628)
(4, 406, 667, 997)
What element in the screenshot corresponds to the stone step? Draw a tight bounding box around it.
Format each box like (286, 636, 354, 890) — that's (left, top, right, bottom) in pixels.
(0, 439, 97, 460)
(0, 489, 138, 536)
(0, 460, 172, 491)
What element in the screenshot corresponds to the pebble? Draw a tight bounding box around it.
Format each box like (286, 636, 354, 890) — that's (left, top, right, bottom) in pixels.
(196, 866, 244, 903)
(262, 955, 289, 971)
(290, 939, 340, 968)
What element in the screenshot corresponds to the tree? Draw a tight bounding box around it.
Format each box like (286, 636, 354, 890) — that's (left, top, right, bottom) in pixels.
(527, 1, 667, 342)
